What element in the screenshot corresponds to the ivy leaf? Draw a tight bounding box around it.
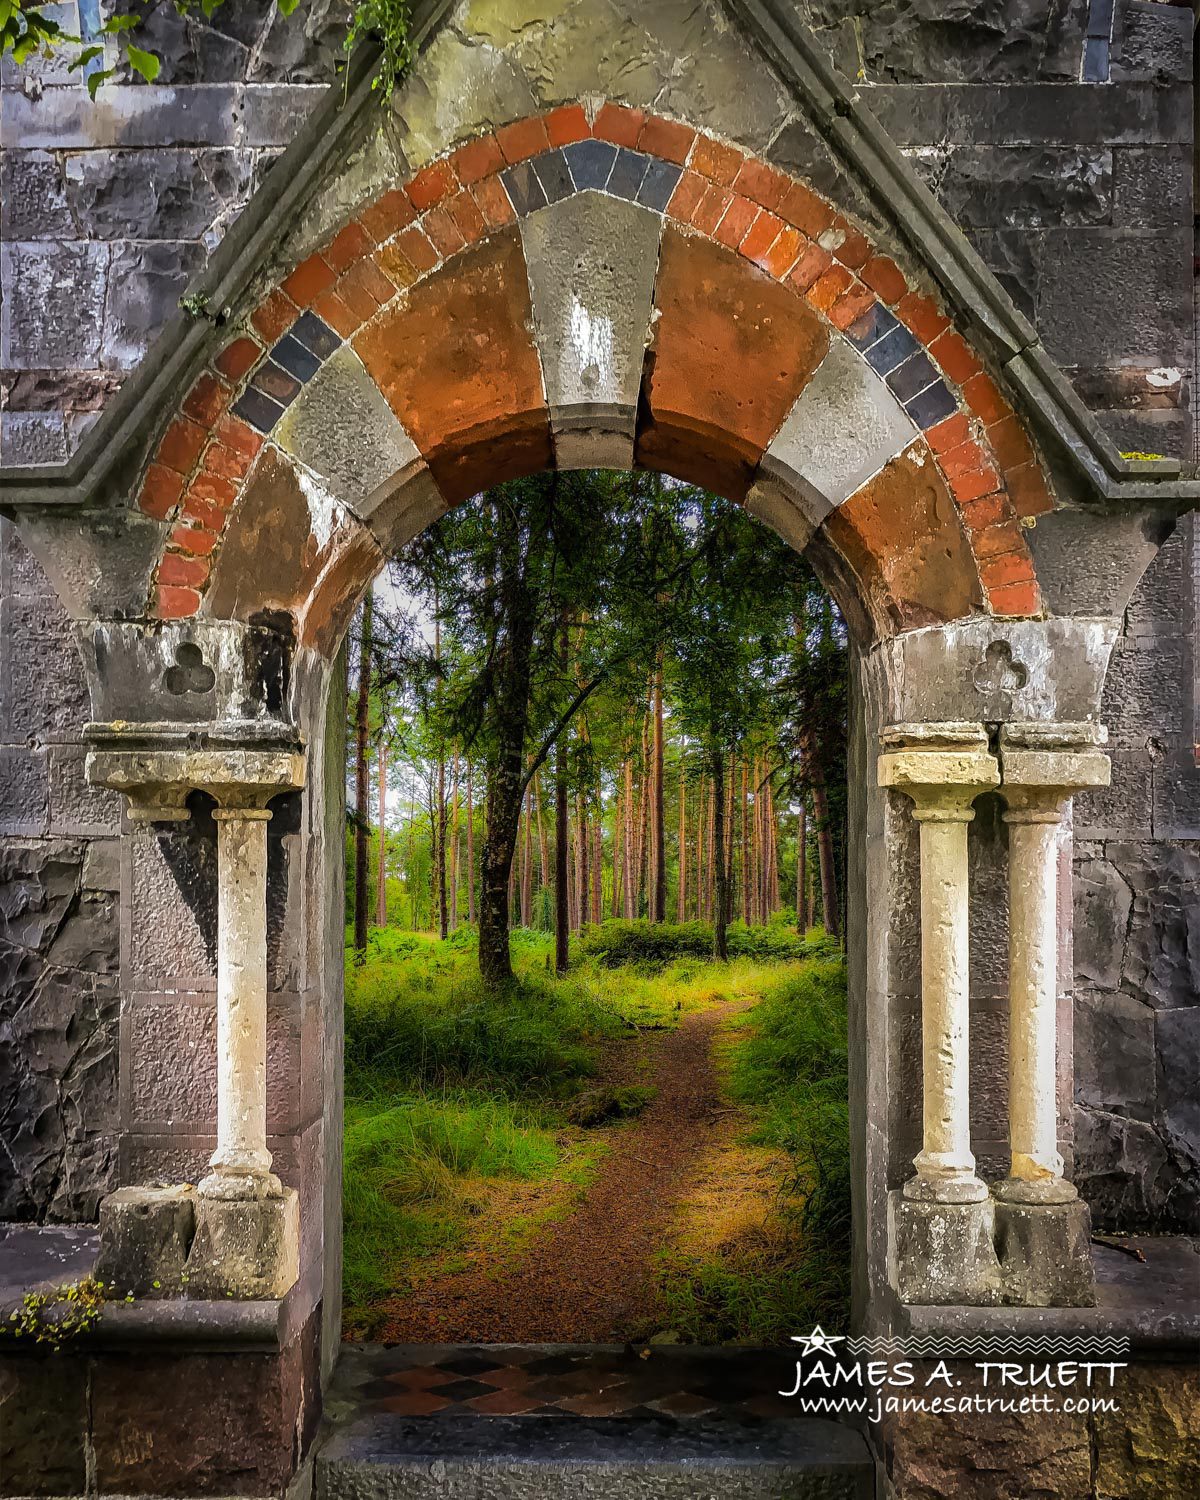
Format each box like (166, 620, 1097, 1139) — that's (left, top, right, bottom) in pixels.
(0, 2, 14, 32)
(86, 64, 115, 98)
(101, 14, 140, 32)
(277, 0, 301, 14)
(126, 43, 161, 82)
(68, 45, 105, 72)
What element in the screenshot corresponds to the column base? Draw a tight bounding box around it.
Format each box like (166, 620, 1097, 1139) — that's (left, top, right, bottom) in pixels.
(890, 1190, 1002, 1305)
(186, 1187, 300, 1300)
(197, 1166, 284, 1201)
(994, 1198, 1096, 1307)
(95, 1185, 196, 1298)
(993, 1172, 1078, 1206)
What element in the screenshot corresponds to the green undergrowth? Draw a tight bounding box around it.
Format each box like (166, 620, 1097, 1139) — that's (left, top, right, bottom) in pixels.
(578, 915, 835, 969)
(654, 956, 851, 1343)
(341, 920, 848, 1339)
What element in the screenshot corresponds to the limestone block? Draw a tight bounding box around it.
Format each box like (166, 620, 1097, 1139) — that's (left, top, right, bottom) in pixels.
(994, 1199, 1096, 1307)
(1094, 1363, 1200, 1500)
(1075, 990, 1156, 1120)
(186, 1188, 300, 1299)
(754, 336, 917, 526)
(103, 240, 205, 370)
(521, 190, 663, 470)
(273, 345, 439, 542)
(0, 746, 49, 837)
(0, 241, 108, 367)
(65, 148, 255, 241)
(1074, 856, 1133, 990)
(49, 744, 123, 838)
(0, 148, 74, 240)
(932, 146, 1112, 228)
(95, 1184, 197, 1298)
(890, 1192, 1002, 1306)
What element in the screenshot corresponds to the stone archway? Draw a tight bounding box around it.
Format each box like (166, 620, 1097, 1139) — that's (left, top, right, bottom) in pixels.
(130, 103, 1050, 656)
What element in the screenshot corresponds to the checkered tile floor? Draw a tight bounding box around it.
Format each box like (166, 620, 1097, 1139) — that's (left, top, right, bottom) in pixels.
(336, 1344, 807, 1420)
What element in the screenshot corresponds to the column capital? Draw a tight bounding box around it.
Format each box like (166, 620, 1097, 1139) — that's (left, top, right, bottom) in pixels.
(879, 723, 999, 815)
(86, 743, 306, 821)
(999, 723, 1110, 814)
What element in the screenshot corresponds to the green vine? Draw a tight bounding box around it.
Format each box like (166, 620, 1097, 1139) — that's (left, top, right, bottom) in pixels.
(1, 1, 412, 103)
(1, 1277, 110, 1351)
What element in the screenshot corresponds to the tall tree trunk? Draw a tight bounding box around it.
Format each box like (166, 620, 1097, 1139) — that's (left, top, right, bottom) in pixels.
(676, 770, 687, 922)
(811, 767, 840, 940)
(353, 591, 372, 955)
(574, 796, 587, 931)
(712, 749, 729, 960)
(448, 753, 460, 932)
(695, 777, 705, 922)
(520, 789, 533, 928)
(375, 735, 387, 929)
(623, 758, 636, 919)
(740, 757, 751, 925)
(796, 800, 807, 930)
(612, 775, 624, 918)
(434, 610, 448, 941)
(466, 761, 476, 925)
(704, 778, 715, 921)
(591, 813, 603, 924)
(651, 663, 666, 922)
(534, 770, 551, 891)
(636, 712, 650, 918)
(554, 624, 571, 974)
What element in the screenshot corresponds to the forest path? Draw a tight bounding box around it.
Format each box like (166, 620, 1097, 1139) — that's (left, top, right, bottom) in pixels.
(374, 1003, 739, 1344)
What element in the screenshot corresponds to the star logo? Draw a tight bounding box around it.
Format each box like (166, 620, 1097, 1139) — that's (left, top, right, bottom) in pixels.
(789, 1325, 845, 1357)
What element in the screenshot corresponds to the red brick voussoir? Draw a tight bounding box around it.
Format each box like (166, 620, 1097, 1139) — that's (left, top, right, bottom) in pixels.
(137, 102, 1050, 624)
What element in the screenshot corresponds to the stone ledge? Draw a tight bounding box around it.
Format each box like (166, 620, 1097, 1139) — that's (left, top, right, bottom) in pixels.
(892, 1235, 1200, 1353)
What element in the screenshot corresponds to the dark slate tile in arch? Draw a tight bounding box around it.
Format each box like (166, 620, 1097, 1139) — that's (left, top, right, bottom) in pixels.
(886, 349, 940, 404)
(637, 156, 683, 212)
(232, 385, 286, 434)
(606, 147, 650, 202)
(249, 359, 303, 408)
(532, 149, 574, 205)
(563, 138, 617, 192)
(905, 379, 958, 430)
(289, 310, 340, 360)
(270, 333, 321, 384)
(864, 322, 921, 376)
(845, 301, 900, 352)
(502, 158, 548, 216)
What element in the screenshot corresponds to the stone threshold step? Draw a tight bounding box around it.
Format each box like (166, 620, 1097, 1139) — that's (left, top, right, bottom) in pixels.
(316, 1413, 874, 1500)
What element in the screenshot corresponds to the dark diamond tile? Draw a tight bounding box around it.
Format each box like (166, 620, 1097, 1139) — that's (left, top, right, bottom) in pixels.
(845, 301, 899, 351)
(434, 1378, 500, 1401)
(532, 149, 574, 205)
(289, 310, 340, 359)
(232, 386, 284, 433)
(564, 138, 617, 192)
(522, 1353, 585, 1377)
(502, 160, 548, 216)
(637, 157, 683, 212)
(905, 379, 958, 429)
(270, 333, 322, 383)
(864, 323, 920, 375)
(606, 148, 650, 202)
(438, 1354, 504, 1376)
(249, 359, 302, 407)
(885, 350, 939, 403)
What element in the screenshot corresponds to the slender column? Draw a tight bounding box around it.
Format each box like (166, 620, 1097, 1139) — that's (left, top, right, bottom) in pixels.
(997, 727, 1109, 1205)
(200, 805, 281, 1200)
(880, 727, 1000, 1205)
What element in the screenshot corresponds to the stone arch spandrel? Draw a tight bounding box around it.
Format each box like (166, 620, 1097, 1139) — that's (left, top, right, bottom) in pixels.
(120, 105, 1058, 650)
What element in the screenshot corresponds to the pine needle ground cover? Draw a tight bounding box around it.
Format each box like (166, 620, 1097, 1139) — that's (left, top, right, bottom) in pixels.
(341, 924, 849, 1340)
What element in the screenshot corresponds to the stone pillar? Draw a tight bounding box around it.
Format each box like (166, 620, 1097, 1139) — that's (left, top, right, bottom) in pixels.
(879, 724, 1002, 1304)
(879, 725, 999, 1204)
(992, 724, 1108, 1307)
(86, 739, 306, 1298)
(202, 806, 280, 1200)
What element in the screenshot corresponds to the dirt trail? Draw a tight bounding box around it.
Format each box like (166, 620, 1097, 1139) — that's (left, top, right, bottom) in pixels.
(376, 1006, 732, 1343)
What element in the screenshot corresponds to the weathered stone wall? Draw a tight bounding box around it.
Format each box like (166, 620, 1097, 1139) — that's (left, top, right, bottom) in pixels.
(798, 0, 1195, 461)
(1074, 513, 1200, 1231)
(0, 519, 121, 1220)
